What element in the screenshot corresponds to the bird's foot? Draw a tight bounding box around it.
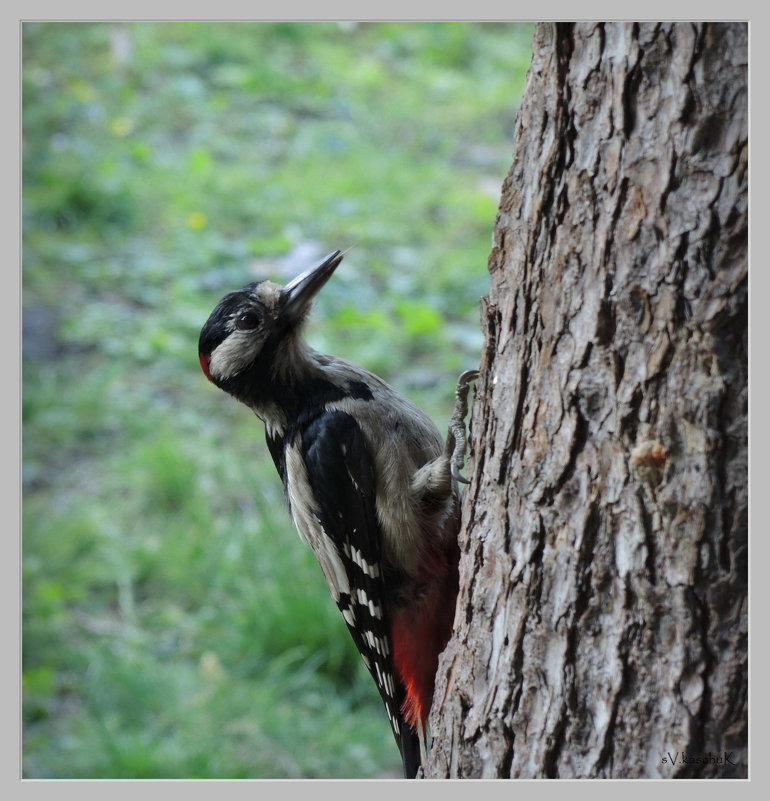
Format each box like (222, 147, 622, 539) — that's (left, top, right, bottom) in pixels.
(447, 369, 479, 485)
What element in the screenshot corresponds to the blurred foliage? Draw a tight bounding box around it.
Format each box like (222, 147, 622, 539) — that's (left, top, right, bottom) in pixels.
(22, 21, 533, 778)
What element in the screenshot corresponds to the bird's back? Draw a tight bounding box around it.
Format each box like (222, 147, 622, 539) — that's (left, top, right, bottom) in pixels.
(291, 353, 447, 574)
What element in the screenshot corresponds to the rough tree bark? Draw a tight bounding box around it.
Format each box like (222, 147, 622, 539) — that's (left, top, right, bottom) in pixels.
(426, 22, 747, 779)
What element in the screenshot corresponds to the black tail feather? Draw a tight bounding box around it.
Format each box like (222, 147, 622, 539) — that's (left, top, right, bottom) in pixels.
(400, 725, 421, 778)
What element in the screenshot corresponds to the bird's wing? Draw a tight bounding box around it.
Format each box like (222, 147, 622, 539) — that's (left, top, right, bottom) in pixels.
(283, 409, 407, 750)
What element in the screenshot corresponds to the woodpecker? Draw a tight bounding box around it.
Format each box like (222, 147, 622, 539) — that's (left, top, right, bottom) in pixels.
(198, 249, 477, 778)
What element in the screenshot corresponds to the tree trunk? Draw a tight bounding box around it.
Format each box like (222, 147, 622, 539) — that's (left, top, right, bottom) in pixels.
(426, 22, 747, 779)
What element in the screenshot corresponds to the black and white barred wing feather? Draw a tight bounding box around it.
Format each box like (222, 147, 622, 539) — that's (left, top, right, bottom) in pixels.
(280, 410, 406, 747)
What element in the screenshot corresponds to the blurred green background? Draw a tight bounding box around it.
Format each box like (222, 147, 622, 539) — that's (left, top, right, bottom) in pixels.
(22, 21, 533, 778)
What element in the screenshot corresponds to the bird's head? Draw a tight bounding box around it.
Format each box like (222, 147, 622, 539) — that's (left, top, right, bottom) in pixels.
(198, 249, 344, 392)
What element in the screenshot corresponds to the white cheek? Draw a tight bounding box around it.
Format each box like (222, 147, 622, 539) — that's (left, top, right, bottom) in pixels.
(208, 331, 264, 380)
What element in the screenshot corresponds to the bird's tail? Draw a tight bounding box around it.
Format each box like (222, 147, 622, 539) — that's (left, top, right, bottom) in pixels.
(400, 723, 422, 778)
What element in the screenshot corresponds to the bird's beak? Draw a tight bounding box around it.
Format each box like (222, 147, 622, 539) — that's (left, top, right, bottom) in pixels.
(279, 249, 345, 326)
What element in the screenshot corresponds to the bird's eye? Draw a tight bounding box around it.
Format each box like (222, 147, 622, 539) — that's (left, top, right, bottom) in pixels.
(235, 310, 261, 330)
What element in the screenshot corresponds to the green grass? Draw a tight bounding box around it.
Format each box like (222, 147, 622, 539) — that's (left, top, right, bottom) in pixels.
(22, 21, 533, 778)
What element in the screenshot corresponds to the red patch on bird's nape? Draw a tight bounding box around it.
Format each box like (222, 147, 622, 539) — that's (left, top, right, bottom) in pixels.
(199, 353, 213, 382)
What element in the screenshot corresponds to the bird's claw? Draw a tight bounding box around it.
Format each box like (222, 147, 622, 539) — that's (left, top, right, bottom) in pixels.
(448, 369, 480, 485)
(451, 463, 471, 485)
